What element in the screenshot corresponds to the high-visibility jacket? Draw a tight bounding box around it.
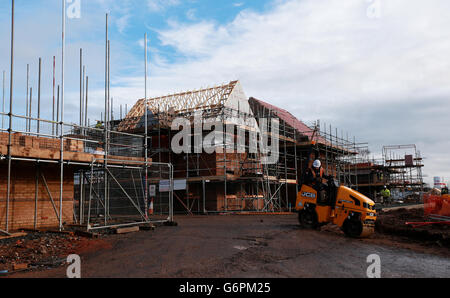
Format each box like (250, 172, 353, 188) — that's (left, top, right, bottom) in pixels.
(312, 167, 325, 179)
(381, 189, 391, 198)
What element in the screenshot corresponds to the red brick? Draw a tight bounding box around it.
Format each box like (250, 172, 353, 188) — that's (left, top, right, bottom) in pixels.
(0, 162, 75, 231)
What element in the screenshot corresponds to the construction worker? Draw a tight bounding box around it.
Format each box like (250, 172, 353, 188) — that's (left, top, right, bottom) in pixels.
(95, 121, 103, 129)
(305, 160, 332, 185)
(381, 186, 391, 205)
(305, 160, 333, 206)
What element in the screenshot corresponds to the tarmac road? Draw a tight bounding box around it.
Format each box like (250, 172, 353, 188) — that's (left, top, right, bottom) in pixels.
(11, 215, 450, 278)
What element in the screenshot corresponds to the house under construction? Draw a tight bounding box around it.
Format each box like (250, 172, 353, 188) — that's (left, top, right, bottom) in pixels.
(0, 76, 424, 233)
(0, 4, 424, 234)
(118, 80, 360, 214)
(349, 144, 425, 202)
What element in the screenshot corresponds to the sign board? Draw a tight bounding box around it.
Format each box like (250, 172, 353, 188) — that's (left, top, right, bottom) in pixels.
(159, 180, 171, 192)
(434, 177, 441, 185)
(174, 179, 187, 191)
(405, 155, 414, 167)
(149, 185, 156, 197)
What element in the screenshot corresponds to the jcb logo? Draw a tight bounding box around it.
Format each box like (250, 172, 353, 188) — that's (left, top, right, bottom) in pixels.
(302, 192, 316, 199)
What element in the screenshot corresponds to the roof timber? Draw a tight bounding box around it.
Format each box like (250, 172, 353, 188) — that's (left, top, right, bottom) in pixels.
(132, 81, 237, 116)
(118, 81, 257, 132)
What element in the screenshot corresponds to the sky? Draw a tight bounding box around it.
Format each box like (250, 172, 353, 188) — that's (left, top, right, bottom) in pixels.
(0, 0, 449, 186)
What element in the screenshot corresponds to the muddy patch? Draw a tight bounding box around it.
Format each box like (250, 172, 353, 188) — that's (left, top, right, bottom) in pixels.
(376, 208, 450, 248)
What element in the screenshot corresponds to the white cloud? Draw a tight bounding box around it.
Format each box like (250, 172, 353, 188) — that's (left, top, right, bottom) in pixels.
(116, 14, 131, 34)
(137, 0, 450, 184)
(2, 0, 449, 184)
(147, 0, 180, 12)
(0, 0, 141, 127)
(157, 20, 231, 56)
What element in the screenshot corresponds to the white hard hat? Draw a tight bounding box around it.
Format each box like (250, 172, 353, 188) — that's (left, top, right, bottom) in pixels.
(313, 160, 321, 168)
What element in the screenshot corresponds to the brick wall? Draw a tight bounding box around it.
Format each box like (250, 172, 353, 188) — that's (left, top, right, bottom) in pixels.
(0, 162, 74, 231)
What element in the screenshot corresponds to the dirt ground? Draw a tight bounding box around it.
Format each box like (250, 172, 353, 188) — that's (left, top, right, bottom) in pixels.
(3, 213, 450, 278)
(376, 208, 450, 248)
(0, 231, 111, 274)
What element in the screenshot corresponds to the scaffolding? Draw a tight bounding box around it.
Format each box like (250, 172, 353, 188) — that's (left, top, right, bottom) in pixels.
(118, 83, 365, 214)
(0, 0, 371, 228)
(382, 144, 424, 201)
(0, 4, 173, 233)
(316, 120, 367, 190)
(77, 160, 173, 231)
(0, 112, 174, 232)
(331, 144, 426, 202)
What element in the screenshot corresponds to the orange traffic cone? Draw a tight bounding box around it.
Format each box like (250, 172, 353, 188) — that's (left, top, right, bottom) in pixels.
(149, 198, 154, 215)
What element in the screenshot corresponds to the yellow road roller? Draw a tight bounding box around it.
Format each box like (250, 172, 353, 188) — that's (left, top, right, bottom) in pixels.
(295, 180, 377, 238)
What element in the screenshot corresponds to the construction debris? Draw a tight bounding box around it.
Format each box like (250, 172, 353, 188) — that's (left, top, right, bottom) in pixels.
(74, 230, 99, 239)
(115, 226, 140, 234)
(0, 231, 110, 273)
(139, 224, 156, 231)
(406, 221, 450, 228)
(376, 207, 450, 247)
(12, 263, 28, 271)
(0, 232, 27, 241)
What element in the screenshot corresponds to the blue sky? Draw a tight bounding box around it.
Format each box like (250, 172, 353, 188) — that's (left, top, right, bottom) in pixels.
(0, 0, 277, 115)
(1, 0, 450, 185)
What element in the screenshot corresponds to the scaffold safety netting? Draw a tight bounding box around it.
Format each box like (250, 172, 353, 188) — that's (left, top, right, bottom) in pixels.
(424, 194, 450, 217)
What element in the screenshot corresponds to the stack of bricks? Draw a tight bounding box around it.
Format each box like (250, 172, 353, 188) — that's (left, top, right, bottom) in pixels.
(0, 132, 30, 147)
(0, 132, 85, 153)
(64, 139, 84, 153)
(0, 132, 94, 162)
